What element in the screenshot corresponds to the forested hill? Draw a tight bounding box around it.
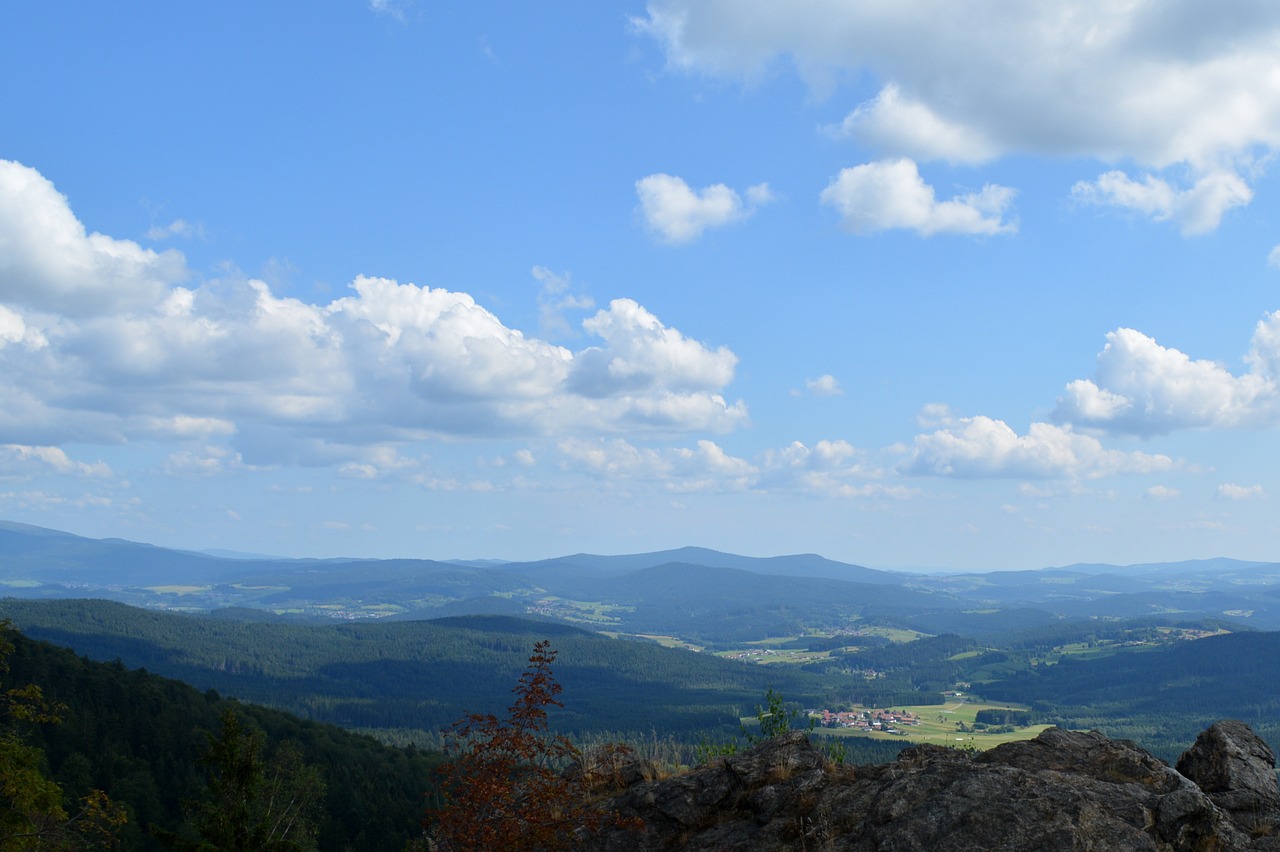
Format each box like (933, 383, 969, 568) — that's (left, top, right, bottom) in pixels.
(0, 599, 833, 738)
(6, 520, 1280, 634)
(0, 627, 441, 851)
(981, 630, 1280, 760)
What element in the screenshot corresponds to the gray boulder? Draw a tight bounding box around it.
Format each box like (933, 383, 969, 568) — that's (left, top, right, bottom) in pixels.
(581, 722, 1280, 851)
(1177, 719, 1280, 838)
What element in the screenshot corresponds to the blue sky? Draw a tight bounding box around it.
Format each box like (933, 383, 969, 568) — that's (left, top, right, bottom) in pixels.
(2, 2, 1280, 570)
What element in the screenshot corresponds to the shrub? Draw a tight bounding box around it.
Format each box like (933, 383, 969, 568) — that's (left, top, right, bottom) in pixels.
(427, 641, 637, 850)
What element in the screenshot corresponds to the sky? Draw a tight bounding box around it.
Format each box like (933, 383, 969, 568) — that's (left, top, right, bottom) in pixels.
(2, 2, 1280, 571)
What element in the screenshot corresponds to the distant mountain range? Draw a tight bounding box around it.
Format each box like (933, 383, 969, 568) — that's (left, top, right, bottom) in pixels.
(2, 519, 1279, 636)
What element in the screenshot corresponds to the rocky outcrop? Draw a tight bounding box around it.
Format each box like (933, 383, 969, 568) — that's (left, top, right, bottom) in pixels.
(580, 722, 1280, 851)
(1178, 720, 1280, 837)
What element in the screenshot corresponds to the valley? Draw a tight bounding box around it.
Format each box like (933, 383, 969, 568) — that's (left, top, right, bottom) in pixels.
(2, 521, 1280, 757)
(4, 520, 1279, 848)
(2, 519, 1278, 767)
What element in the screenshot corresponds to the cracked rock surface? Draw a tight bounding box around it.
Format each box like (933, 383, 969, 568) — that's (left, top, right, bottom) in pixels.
(580, 722, 1280, 851)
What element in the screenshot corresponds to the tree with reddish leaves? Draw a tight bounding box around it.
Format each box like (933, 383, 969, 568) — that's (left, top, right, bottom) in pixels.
(426, 641, 635, 851)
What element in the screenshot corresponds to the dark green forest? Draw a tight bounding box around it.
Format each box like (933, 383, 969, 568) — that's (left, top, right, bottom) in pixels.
(1, 628, 441, 850)
(5, 594, 1280, 847)
(0, 620, 914, 850)
(0, 600, 843, 740)
(980, 630, 1280, 762)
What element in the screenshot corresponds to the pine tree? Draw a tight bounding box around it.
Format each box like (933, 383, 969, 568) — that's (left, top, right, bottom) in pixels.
(0, 621, 126, 850)
(162, 708, 323, 851)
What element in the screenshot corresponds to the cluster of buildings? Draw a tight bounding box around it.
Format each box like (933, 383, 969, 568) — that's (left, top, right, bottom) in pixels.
(813, 708, 921, 734)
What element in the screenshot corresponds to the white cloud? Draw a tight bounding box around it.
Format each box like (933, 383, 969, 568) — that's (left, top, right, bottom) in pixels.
(531, 265, 593, 339)
(163, 447, 239, 477)
(336, 447, 418, 480)
(805, 374, 843, 397)
(0, 305, 46, 349)
(638, 2, 1280, 231)
(1053, 317, 1280, 435)
(1072, 169, 1252, 234)
(369, 0, 413, 23)
(759, 439, 911, 497)
(557, 437, 755, 492)
(635, 173, 773, 243)
(1145, 485, 1181, 500)
(145, 219, 203, 242)
(1268, 245, 1280, 269)
(901, 415, 1173, 479)
(0, 161, 747, 462)
(139, 416, 237, 440)
(572, 297, 739, 395)
(555, 435, 912, 498)
(820, 159, 1016, 236)
(1216, 483, 1264, 500)
(0, 160, 188, 316)
(0, 445, 111, 478)
(744, 183, 776, 206)
(915, 402, 953, 429)
(836, 85, 997, 164)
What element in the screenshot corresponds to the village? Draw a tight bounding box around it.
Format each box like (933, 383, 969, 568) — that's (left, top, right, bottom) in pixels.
(810, 707, 922, 735)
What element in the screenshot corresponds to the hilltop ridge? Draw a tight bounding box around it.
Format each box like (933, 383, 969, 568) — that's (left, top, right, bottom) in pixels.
(4, 520, 1280, 633)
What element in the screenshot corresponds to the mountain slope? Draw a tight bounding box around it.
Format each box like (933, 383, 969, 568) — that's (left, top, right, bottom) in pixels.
(1, 626, 440, 851)
(0, 599, 832, 737)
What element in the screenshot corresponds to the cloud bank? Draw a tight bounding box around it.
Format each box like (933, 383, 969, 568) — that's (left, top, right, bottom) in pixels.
(1053, 316, 1280, 436)
(558, 436, 911, 498)
(639, 1, 1280, 231)
(0, 160, 746, 463)
(902, 411, 1173, 480)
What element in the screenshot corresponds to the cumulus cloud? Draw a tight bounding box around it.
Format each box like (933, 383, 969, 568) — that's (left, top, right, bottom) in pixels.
(836, 85, 997, 164)
(638, 2, 1280, 231)
(336, 447, 419, 480)
(1053, 316, 1280, 436)
(0, 161, 747, 463)
(805, 374, 843, 396)
(557, 437, 756, 492)
(1145, 485, 1181, 500)
(0, 305, 47, 349)
(901, 415, 1173, 479)
(820, 159, 1016, 236)
(759, 439, 913, 498)
(0, 160, 188, 316)
(1072, 169, 1253, 235)
(1216, 483, 1264, 500)
(556, 436, 911, 497)
(163, 447, 243, 477)
(145, 219, 204, 242)
(0, 445, 111, 478)
(571, 298, 738, 396)
(635, 173, 773, 243)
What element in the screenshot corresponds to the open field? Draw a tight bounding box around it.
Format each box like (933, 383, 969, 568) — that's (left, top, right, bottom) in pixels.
(626, 633, 704, 652)
(528, 597, 635, 625)
(717, 646, 836, 665)
(712, 624, 929, 666)
(812, 700, 1051, 751)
